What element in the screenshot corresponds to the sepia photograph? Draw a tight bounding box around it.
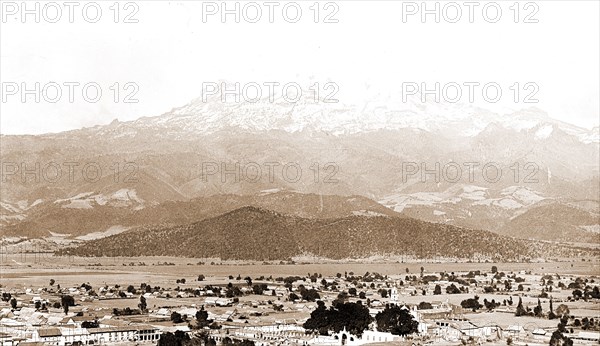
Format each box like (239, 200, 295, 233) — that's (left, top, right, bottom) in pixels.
(0, 1, 599, 345)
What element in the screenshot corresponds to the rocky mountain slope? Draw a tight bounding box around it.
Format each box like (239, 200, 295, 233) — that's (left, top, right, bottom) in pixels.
(0, 191, 400, 238)
(60, 206, 562, 261)
(2, 93, 598, 243)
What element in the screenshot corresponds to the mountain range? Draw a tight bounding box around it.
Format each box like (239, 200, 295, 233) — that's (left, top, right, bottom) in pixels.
(1, 92, 598, 249)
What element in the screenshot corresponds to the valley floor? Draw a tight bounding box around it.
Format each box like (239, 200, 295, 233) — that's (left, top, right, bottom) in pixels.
(1, 256, 599, 345)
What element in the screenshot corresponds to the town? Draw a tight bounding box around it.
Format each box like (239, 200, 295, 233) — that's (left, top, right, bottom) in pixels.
(1, 259, 599, 346)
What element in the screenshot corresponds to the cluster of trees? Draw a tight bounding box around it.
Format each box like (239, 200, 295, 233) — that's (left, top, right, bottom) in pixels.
(482, 298, 501, 311)
(550, 315, 574, 346)
(303, 301, 372, 336)
(375, 304, 419, 336)
(304, 301, 419, 337)
(113, 307, 141, 316)
(158, 330, 210, 346)
(225, 283, 243, 299)
(252, 283, 268, 295)
(574, 317, 598, 330)
(571, 286, 600, 300)
(288, 285, 320, 302)
(34, 300, 47, 311)
(159, 331, 253, 346)
(460, 296, 483, 311)
(514, 297, 570, 320)
(6, 292, 75, 314)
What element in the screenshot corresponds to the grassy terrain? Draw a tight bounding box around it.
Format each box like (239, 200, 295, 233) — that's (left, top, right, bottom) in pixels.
(1, 254, 598, 290)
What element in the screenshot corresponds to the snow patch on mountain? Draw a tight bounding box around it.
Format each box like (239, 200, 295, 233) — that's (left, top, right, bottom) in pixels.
(1, 202, 22, 213)
(580, 225, 600, 234)
(54, 189, 145, 209)
(501, 186, 546, 205)
(458, 185, 488, 201)
(89, 93, 599, 145)
(75, 225, 129, 241)
(535, 124, 554, 140)
(380, 185, 547, 214)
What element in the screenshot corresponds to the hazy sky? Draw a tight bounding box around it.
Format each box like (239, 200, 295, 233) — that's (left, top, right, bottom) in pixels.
(1, 0, 598, 134)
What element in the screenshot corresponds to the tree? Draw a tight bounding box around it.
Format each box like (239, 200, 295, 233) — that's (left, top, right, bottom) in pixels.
(49, 279, 55, 286)
(82, 320, 99, 328)
(556, 304, 570, 317)
(375, 305, 419, 336)
(252, 284, 266, 295)
(515, 297, 527, 317)
(446, 284, 460, 294)
(138, 295, 147, 312)
(195, 306, 210, 328)
(533, 298, 543, 317)
(35, 301, 41, 310)
(484, 286, 495, 293)
(61, 295, 74, 314)
(434, 284, 442, 295)
(10, 298, 17, 309)
(491, 266, 498, 274)
(348, 287, 357, 296)
(1, 293, 11, 302)
(197, 274, 205, 281)
(417, 302, 433, 310)
(359, 291, 366, 299)
(334, 291, 349, 306)
(171, 311, 184, 324)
